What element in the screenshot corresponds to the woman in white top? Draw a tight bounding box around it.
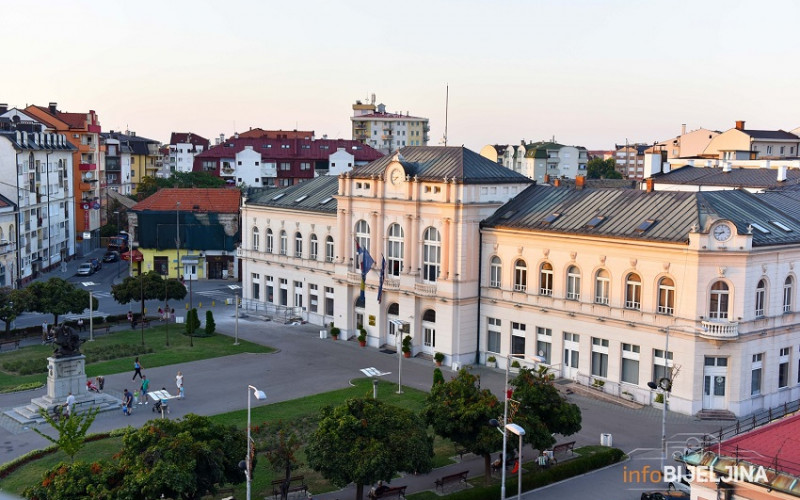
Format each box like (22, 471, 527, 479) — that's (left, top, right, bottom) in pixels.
(176, 371, 183, 391)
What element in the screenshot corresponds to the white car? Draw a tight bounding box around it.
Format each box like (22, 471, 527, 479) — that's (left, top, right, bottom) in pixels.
(76, 263, 94, 276)
(668, 478, 691, 494)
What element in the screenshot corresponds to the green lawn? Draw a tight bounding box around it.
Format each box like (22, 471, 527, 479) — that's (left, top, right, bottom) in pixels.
(0, 325, 273, 393)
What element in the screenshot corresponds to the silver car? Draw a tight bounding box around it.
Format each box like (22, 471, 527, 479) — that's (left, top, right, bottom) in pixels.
(77, 263, 94, 276)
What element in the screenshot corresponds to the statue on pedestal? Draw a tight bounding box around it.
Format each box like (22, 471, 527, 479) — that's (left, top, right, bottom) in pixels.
(53, 324, 83, 358)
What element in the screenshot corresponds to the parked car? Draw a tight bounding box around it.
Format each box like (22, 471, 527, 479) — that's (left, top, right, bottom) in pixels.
(88, 258, 102, 272)
(668, 478, 691, 494)
(103, 251, 120, 263)
(77, 263, 95, 276)
(641, 491, 689, 500)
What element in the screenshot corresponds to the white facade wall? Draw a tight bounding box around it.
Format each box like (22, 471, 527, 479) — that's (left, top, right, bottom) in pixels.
(329, 148, 355, 176)
(235, 147, 266, 187)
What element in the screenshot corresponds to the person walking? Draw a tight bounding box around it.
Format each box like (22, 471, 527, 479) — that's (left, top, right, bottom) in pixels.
(176, 371, 183, 396)
(122, 389, 133, 416)
(141, 375, 150, 404)
(132, 357, 144, 380)
(77, 318, 84, 332)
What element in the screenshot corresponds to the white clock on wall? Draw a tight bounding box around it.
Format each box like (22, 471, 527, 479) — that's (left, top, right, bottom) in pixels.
(390, 168, 403, 186)
(713, 223, 732, 242)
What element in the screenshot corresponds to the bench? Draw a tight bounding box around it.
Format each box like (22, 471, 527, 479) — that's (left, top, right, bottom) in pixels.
(551, 441, 576, 462)
(368, 485, 407, 499)
(455, 447, 468, 461)
(270, 475, 307, 499)
(435, 470, 469, 492)
(217, 486, 234, 498)
(0, 339, 20, 352)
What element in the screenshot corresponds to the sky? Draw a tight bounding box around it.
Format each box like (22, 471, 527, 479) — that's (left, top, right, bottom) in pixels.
(4, 0, 800, 151)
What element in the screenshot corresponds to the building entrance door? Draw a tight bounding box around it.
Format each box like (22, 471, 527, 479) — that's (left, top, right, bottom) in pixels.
(703, 356, 728, 410)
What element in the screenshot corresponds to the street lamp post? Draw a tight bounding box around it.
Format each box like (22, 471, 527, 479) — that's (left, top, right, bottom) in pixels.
(246, 385, 267, 500)
(506, 423, 526, 500)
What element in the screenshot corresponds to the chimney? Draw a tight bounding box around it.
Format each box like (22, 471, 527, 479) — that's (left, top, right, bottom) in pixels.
(735, 120, 745, 131)
(681, 124, 686, 136)
(723, 162, 732, 173)
(575, 175, 585, 190)
(778, 165, 788, 182)
(0, 103, 6, 114)
(544, 174, 550, 184)
(554, 178, 561, 187)
(48, 102, 57, 114)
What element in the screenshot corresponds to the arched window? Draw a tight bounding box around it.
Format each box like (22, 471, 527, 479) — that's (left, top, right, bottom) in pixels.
(325, 236, 334, 263)
(422, 227, 441, 283)
(279, 230, 287, 255)
(387, 223, 404, 277)
(294, 232, 303, 258)
(625, 273, 641, 310)
(490, 256, 502, 288)
(251, 227, 260, 251)
(355, 220, 370, 271)
(657, 277, 675, 315)
(514, 259, 527, 291)
(309, 234, 318, 260)
(422, 309, 436, 348)
(388, 303, 399, 315)
(266, 229, 274, 253)
(755, 279, 766, 318)
(784, 276, 794, 313)
(566, 265, 581, 300)
(595, 269, 610, 304)
(539, 262, 553, 295)
(709, 281, 730, 319)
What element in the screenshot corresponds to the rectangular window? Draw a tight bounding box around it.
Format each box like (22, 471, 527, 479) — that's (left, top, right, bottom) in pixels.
(251, 273, 260, 301)
(266, 276, 274, 302)
(779, 347, 790, 388)
(280, 162, 291, 171)
(591, 337, 609, 378)
(279, 278, 288, 306)
(511, 322, 526, 356)
(653, 349, 673, 382)
(309, 284, 318, 313)
(487, 317, 501, 353)
(324, 286, 334, 316)
(751, 353, 763, 396)
(621, 343, 640, 385)
(300, 162, 311, 171)
(536, 327, 552, 364)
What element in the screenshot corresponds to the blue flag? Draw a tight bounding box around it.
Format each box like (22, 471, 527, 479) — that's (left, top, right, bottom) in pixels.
(377, 255, 386, 303)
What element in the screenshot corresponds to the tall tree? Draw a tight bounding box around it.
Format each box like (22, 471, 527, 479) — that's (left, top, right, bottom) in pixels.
(509, 367, 582, 451)
(26, 278, 98, 325)
(307, 398, 433, 500)
(423, 368, 502, 483)
(263, 420, 303, 500)
(111, 271, 186, 321)
(0, 287, 31, 333)
(586, 157, 622, 179)
(34, 406, 99, 462)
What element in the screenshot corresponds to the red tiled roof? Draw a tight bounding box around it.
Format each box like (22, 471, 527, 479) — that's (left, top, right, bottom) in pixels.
(25, 105, 93, 130)
(238, 129, 315, 139)
(132, 188, 240, 214)
(719, 414, 800, 475)
(24, 105, 68, 129)
(195, 138, 383, 162)
(170, 132, 209, 146)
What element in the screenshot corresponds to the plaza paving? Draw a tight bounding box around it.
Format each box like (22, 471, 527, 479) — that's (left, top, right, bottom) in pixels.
(0, 310, 731, 499)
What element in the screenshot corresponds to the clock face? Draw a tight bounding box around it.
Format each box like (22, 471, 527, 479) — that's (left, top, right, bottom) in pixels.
(713, 224, 732, 242)
(390, 168, 403, 185)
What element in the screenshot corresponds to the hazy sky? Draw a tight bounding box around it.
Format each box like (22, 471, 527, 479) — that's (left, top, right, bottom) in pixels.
(4, 0, 800, 150)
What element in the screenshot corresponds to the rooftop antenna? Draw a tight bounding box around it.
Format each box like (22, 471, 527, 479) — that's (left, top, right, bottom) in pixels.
(441, 84, 449, 147)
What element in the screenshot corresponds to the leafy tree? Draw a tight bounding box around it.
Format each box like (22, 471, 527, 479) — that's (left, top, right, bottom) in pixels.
(115, 414, 246, 500)
(263, 420, 303, 500)
(137, 172, 226, 200)
(307, 398, 433, 500)
(586, 157, 622, 179)
(509, 366, 582, 451)
(23, 460, 125, 500)
(422, 368, 502, 483)
(111, 271, 186, 321)
(205, 310, 216, 336)
(135, 176, 160, 199)
(34, 406, 100, 462)
(26, 278, 98, 325)
(185, 308, 200, 336)
(0, 287, 31, 333)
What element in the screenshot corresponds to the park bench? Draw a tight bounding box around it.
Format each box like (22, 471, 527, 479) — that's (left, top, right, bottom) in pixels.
(435, 470, 469, 492)
(455, 447, 469, 460)
(549, 441, 576, 464)
(0, 338, 20, 352)
(216, 486, 234, 498)
(270, 475, 307, 499)
(368, 485, 407, 499)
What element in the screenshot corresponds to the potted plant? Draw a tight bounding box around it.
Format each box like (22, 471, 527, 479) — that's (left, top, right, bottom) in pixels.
(487, 355, 497, 368)
(434, 352, 444, 366)
(330, 324, 340, 340)
(591, 378, 605, 390)
(402, 335, 412, 358)
(358, 328, 367, 347)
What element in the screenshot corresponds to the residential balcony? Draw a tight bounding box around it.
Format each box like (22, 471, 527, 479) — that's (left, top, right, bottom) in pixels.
(700, 320, 739, 339)
(79, 163, 97, 171)
(423, 134, 430, 142)
(423, 124, 430, 132)
(79, 182, 94, 192)
(414, 282, 437, 296)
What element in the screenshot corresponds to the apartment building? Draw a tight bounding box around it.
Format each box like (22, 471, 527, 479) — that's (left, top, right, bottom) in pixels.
(614, 143, 650, 180)
(193, 136, 382, 187)
(0, 116, 76, 284)
(101, 131, 159, 197)
(703, 120, 800, 160)
(168, 132, 209, 174)
(351, 95, 429, 154)
(481, 141, 589, 182)
(652, 124, 720, 159)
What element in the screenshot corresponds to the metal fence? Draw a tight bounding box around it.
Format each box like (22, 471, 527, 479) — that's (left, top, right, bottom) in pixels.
(239, 298, 304, 324)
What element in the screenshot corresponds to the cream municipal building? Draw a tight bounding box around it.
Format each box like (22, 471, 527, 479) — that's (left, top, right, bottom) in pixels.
(240, 146, 800, 418)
